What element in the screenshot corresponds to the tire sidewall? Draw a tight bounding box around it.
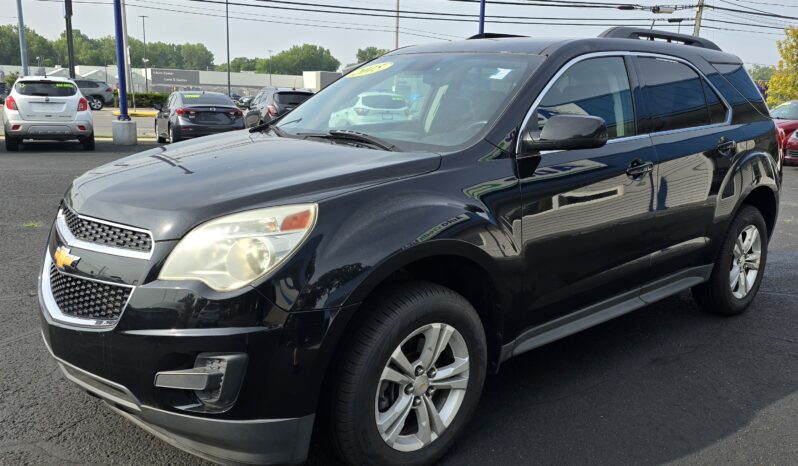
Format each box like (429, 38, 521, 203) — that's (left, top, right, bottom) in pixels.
(344, 291, 487, 465)
(717, 206, 768, 312)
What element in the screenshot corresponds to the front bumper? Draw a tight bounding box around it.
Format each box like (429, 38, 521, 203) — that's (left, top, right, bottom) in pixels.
(784, 148, 798, 166)
(41, 333, 314, 465)
(4, 119, 93, 140)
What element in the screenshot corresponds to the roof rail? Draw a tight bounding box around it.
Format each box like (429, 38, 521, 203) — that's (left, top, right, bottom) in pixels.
(599, 27, 722, 51)
(467, 33, 528, 40)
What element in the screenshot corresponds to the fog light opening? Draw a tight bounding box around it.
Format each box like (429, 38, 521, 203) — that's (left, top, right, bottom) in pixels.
(154, 352, 248, 413)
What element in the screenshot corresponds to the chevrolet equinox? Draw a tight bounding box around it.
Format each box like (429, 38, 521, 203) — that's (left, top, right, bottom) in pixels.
(39, 28, 780, 465)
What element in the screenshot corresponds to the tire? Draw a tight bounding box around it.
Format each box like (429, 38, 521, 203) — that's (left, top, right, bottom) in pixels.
(326, 281, 487, 466)
(4, 136, 20, 151)
(169, 124, 180, 143)
(692, 205, 768, 316)
(88, 96, 103, 111)
(156, 122, 167, 143)
(80, 133, 95, 151)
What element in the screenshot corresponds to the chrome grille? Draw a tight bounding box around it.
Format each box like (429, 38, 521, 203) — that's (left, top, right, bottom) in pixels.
(49, 265, 132, 320)
(63, 207, 152, 253)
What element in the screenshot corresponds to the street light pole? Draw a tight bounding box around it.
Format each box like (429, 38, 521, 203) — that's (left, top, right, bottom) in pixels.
(268, 49, 273, 86)
(478, 0, 486, 35)
(139, 15, 148, 93)
(226, 0, 231, 96)
(16, 0, 29, 76)
(64, 0, 76, 78)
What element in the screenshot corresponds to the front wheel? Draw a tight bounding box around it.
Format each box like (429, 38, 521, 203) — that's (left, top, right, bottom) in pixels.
(692, 205, 768, 316)
(326, 281, 487, 466)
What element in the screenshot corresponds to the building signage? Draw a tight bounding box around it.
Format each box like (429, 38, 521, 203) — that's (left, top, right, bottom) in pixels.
(150, 69, 200, 86)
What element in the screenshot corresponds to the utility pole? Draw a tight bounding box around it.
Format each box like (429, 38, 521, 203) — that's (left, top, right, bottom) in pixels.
(226, 0, 231, 96)
(693, 0, 705, 37)
(394, 0, 399, 49)
(120, 0, 135, 107)
(113, 0, 129, 121)
(139, 15, 148, 93)
(16, 0, 29, 76)
(64, 0, 76, 78)
(479, 0, 486, 35)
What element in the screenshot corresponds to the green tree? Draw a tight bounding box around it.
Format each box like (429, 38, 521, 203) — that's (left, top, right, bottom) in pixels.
(268, 44, 340, 75)
(768, 26, 798, 106)
(356, 46, 389, 63)
(749, 64, 775, 83)
(4, 72, 19, 89)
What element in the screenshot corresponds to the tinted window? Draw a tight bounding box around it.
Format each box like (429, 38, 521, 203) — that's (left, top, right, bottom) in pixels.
(361, 94, 408, 109)
(638, 58, 710, 132)
(15, 80, 78, 97)
(537, 57, 635, 140)
(180, 93, 234, 105)
(275, 92, 312, 105)
(713, 64, 764, 103)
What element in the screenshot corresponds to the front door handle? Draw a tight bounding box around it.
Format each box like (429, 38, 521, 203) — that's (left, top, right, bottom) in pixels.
(626, 160, 654, 178)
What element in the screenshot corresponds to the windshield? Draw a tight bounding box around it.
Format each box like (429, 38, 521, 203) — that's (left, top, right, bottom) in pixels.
(275, 92, 312, 105)
(771, 101, 798, 120)
(15, 80, 77, 97)
(181, 93, 234, 106)
(277, 53, 543, 151)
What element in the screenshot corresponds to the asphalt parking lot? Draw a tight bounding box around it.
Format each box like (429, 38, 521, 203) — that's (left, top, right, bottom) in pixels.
(1, 141, 798, 465)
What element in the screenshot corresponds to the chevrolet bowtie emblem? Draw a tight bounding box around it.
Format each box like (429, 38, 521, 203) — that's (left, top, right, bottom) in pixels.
(54, 246, 80, 270)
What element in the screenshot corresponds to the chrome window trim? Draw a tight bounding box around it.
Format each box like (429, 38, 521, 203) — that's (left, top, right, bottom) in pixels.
(39, 252, 135, 330)
(57, 206, 154, 260)
(515, 51, 733, 154)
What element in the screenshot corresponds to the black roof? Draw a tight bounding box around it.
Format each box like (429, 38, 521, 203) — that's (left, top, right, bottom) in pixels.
(389, 29, 741, 65)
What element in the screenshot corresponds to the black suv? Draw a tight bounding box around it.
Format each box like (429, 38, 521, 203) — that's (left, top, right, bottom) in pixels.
(244, 86, 313, 127)
(40, 28, 779, 465)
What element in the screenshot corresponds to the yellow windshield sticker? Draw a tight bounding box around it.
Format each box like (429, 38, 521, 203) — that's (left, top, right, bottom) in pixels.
(183, 94, 202, 98)
(56, 83, 75, 88)
(346, 62, 393, 78)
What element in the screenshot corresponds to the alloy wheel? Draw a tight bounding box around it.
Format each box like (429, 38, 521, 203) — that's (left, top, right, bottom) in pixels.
(88, 96, 103, 110)
(374, 322, 469, 452)
(730, 224, 762, 299)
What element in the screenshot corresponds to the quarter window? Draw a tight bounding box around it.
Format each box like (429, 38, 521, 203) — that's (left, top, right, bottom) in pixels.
(637, 57, 712, 132)
(536, 57, 636, 140)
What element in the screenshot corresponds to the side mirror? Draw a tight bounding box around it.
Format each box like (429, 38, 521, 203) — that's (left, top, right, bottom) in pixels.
(152, 103, 163, 111)
(523, 114, 608, 152)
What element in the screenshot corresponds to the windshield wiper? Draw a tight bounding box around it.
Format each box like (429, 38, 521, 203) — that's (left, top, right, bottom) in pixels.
(322, 130, 398, 151)
(249, 120, 287, 137)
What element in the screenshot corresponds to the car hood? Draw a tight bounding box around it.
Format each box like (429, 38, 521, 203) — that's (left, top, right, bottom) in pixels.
(65, 130, 441, 240)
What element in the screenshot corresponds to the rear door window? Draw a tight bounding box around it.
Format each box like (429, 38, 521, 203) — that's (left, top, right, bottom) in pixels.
(15, 81, 78, 97)
(637, 58, 711, 132)
(275, 92, 312, 106)
(536, 56, 636, 140)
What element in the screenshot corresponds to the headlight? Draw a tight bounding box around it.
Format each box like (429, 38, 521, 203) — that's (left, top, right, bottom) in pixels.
(791, 130, 798, 140)
(159, 204, 317, 291)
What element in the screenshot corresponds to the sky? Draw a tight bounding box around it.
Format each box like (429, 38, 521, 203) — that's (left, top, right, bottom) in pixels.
(2, 0, 790, 69)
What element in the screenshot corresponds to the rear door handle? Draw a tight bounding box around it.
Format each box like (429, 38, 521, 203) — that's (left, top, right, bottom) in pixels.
(626, 160, 654, 178)
(717, 138, 736, 156)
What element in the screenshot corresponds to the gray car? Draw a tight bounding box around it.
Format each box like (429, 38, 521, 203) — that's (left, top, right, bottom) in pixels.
(75, 79, 114, 110)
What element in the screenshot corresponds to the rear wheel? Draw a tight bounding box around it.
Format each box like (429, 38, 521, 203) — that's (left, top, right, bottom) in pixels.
(4, 136, 20, 151)
(169, 124, 180, 143)
(692, 205, 768, 316)
(79, 133, 95, 151)
(326, 281, 487, 466)
(88, 96, 103, 111)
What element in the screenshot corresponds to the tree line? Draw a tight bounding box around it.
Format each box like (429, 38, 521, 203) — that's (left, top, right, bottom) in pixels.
(0, 25, 391, 76)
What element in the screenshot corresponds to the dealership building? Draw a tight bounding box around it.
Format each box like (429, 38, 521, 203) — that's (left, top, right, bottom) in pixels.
(0, 65, 341, 95)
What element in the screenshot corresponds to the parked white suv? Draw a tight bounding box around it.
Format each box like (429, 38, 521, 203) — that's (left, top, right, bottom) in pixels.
(3, 76, 94, 151)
